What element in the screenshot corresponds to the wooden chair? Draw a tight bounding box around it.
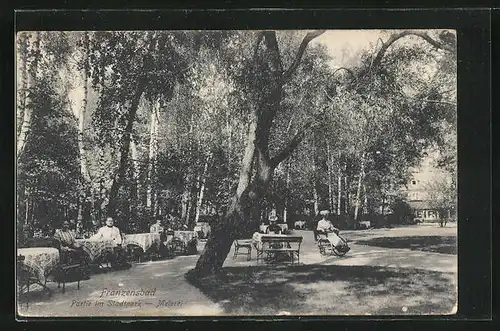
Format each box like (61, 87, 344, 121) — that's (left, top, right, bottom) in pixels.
(233, 239, 252, 261)
(52, 239, 87, 293)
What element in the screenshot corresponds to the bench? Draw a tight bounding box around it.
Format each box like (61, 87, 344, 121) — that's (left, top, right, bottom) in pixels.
(254, 235, 303, 265)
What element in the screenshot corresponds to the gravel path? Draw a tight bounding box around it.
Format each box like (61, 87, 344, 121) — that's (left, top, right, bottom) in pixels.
(18, 225, 457, 317)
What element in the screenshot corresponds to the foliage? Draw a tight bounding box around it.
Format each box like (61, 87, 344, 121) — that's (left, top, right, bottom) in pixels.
(16, 30, 457, 240)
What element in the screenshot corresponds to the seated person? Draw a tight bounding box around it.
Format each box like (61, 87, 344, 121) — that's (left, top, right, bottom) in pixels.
(266, 216, 286, 250)
(316, 210, 339, 235)
(93, 217, 130, 269)
(150, 219, 164, 234)
(316, 210, 347, 250)
(54, 220, 90, 278)
(266, 216, 282, 234)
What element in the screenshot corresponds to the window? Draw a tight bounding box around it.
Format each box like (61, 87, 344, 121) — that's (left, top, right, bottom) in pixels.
(411, 180, 417, 185)
(409, 192, 419, 200)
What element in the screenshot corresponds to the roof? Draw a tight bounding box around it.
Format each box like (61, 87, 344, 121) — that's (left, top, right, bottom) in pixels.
(407, 200, 434, 210)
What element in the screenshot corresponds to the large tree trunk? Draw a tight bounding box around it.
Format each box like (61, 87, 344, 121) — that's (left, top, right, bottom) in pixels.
(17, 32, 41, 158)
(193, 115, 259, 276)
(192, 30, 325, 278)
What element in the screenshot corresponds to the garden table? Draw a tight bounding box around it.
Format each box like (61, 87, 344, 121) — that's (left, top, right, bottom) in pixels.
(123, 233, 161, 252)
(17, 247, 60, 291)
(74, 238, 114, 262)
(252, 232, 302, 265)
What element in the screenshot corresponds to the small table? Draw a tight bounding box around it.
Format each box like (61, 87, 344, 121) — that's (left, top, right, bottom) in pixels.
(123, 233, 161, 252)
(173, 231, 197, 244)
(75, 238, 115, 262)
(164, 231, 197, 255)
(17, 247, 60, 292)
(252, 233, 303, 264)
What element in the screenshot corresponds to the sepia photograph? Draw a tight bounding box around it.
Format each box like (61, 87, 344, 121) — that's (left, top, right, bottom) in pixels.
(15, 29, 457, 317)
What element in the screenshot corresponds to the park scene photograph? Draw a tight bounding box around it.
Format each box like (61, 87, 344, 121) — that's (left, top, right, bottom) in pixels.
(15, 29, 457, 317)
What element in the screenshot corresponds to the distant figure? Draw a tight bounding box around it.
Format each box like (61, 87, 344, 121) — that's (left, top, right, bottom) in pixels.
(75, 220, 84, 239)
(150, 219, 164, 234)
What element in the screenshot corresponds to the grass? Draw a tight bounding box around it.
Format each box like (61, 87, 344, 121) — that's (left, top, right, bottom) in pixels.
(186, 264, 457, 315)
(355, 236, 457, 255)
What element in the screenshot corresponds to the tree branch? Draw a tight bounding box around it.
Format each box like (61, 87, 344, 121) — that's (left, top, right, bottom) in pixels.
(371, 31, 454, 71)
(270, 105, 331, 168)
(282, 30, 326, 82)
(270, 123, 312, 169)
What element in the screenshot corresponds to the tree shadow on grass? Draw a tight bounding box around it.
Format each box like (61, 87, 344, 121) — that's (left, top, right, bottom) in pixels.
(355, 236, 457, 255)
(186, 264, 456, 315)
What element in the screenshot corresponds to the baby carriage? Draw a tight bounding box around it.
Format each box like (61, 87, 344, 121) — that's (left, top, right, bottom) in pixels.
(317, 231, 350, 256)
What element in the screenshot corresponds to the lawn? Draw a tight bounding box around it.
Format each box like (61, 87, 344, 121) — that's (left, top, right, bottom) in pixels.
(186, 263, 457, 316)
(355, 236, 457, 255)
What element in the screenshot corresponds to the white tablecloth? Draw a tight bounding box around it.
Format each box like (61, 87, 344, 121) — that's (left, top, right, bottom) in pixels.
(17, 247, 60, 284)
(75, 238, 114, 261)
(123, 233, 161, 252)
(172, 231, 197, 245)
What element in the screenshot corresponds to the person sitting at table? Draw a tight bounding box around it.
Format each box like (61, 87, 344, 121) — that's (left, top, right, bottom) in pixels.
(93, 217, 131, 270)
(54, 220, 90, 278)
(266, 215, 282, 234)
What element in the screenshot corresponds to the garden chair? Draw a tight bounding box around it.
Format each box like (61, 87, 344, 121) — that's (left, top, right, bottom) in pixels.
(52, 239, 87, 293)
(233, 239, 252, 261)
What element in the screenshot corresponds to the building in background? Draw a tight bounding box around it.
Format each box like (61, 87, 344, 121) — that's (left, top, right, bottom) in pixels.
(403, 150, 455, 223)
